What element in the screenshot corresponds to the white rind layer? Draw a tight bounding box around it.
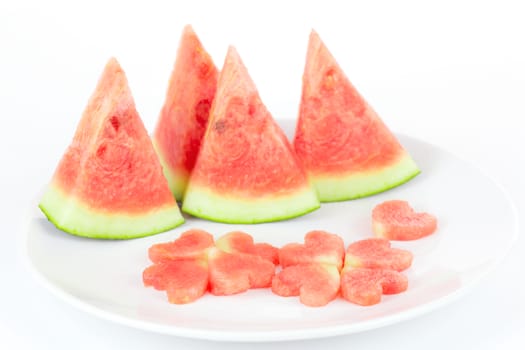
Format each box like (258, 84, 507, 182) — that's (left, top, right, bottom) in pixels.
(182, 185, 320, 224)
(39, 183, 184, 239)
(312, 153, 420, 202)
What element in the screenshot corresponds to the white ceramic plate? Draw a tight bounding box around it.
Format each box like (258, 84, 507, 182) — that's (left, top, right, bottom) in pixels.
(25, 121, 518, 342)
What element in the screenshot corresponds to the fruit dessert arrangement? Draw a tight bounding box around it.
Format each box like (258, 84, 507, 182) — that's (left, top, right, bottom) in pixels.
(144, 199, 437, 307)
(38, 25, 438, 307)
(39, 25, 421, 238)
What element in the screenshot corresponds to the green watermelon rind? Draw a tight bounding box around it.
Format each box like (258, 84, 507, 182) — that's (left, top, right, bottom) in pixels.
(312, 153, 421, 202)
(182, 186, 321, 224)
(39, 184, 185, 239)
(152, 138, 188, 202)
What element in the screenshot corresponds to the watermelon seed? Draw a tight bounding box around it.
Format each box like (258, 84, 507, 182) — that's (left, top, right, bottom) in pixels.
(213, 120, 226, 134)
(96, 144, 106, 157)
(194, 99, 211, 127)
(248, 102, 256, 116)
(109, 116, 120, 132)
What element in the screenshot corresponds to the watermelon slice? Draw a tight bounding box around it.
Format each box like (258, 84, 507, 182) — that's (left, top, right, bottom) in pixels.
(372, 200, 438, 240)
(39, 58, 184, 239)
(278, 230, 345, 270)
(152, 25, 218, 201)
(293, 30, 420, 202)
(143, 260, 209, 304)
(207, 247, 275, 295)
(148, 229, 214, 263)
(271, 263, 340, 307)
(344, 238, 413, 272)
(182, 46, 320, 223)
(215, 231, 279, 265)
(340, 267, 408, 306)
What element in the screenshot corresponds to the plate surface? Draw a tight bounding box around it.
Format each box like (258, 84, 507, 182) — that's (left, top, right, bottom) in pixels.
(25, 121, 518, 342)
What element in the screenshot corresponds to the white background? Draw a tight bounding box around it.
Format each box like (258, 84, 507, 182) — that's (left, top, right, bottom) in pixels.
(1, 0, 524, 348)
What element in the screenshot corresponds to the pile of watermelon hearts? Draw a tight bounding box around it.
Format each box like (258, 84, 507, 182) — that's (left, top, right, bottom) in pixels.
(143, 230, 412, 307)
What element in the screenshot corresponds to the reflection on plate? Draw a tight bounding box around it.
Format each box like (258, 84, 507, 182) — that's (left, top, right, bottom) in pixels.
(25, 120, 518, 342)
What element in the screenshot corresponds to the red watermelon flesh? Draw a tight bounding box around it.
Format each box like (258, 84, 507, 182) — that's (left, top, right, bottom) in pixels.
(207, 247, 275, 295)
(293, 30, 420, 202)
(271, 263, 340, 307)
(372, 200, 438, 240)
(340, 267, 408, 306)
(182, 46, 320, 224)
(345, 238, 413, 272)
(148, 229, 214, 264)
(215, 231, 279, 265)
(39, 58, 184, 239)
(279, 230, 345, 270)
(143, 260, 208, 304)
(153, 25, 218, 201)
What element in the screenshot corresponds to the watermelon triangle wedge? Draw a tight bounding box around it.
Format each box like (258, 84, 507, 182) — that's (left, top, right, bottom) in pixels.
(182, 47, 320, 223)
(153, 25, 219, 201)
(39, 58, 184, 239)
(293, 30, 420, 202)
